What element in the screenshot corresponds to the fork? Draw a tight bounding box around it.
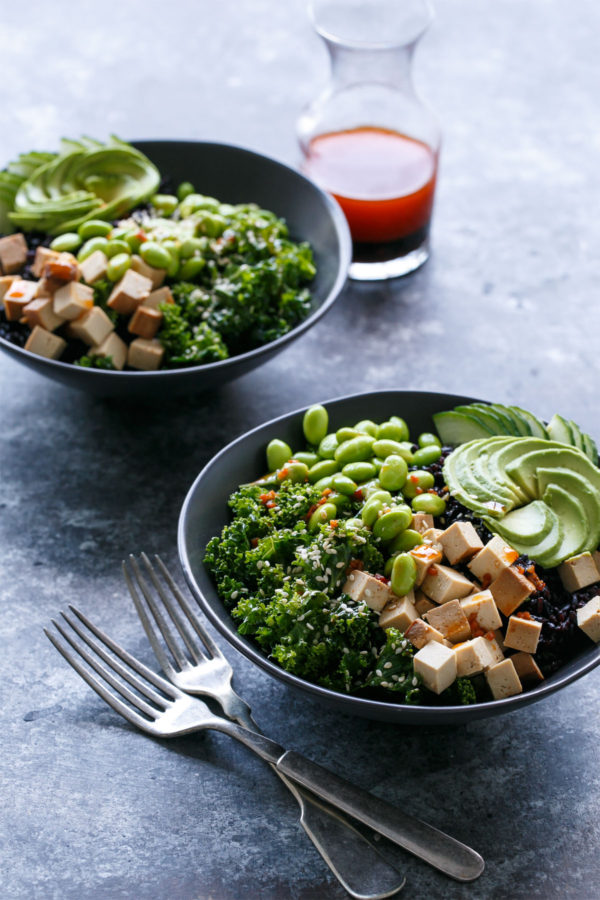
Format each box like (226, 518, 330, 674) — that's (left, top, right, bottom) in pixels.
(124, 553, 405, 900)
(45, 603, 484, 884)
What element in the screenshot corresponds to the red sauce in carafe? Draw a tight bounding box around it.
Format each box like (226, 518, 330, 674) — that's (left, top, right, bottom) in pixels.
(303, 126, 437, 245)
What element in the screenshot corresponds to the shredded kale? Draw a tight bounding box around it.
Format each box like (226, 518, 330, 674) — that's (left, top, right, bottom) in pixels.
(91, 279, 118, 323)
(364, 628, 422, 703)
(159, 302, 228, 366)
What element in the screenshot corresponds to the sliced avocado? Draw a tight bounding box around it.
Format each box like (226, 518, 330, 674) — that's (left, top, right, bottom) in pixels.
(509, 406, 548, 439)
(538, 484, 587, 566)
(452, 404, 508, 436)
(493, 404, 530, 436)
(483, 500, 554, 547)
(475, 403, 521, 436)
(482, 437, 531, 505)
(432, 411, 494, 446)
(583, 433, 599, 465)
(546, 414, 575, 447)
(469, 403, 516, 435)
(536, 467, 600, 551)
(568, 420, 586, 452)
(492, 438, 568, 498)
(444, 438, 516, 517)
(506, 446, 600, 500)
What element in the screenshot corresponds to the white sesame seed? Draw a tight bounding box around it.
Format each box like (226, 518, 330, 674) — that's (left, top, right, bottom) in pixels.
(376, 669, 382, 677)
(383, 662, 392, 669)
(231, 591, 238, 600)
(412, 677, 418, 686)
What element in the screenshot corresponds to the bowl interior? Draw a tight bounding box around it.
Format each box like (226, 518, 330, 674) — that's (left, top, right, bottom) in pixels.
(178, 389, 600, 724)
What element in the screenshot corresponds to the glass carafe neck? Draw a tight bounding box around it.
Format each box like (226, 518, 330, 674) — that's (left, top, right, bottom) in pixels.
(325, 41, 415, 92)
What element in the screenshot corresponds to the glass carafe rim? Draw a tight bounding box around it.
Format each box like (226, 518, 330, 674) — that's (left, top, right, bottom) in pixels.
(308, 0, 434, 51)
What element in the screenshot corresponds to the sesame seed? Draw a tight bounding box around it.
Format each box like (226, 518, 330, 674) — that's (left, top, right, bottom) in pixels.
(376, 669, 382, 677)
(383, 662, 392, 669)
(412, 677, 418, 686)
(231, 591, 238, 600)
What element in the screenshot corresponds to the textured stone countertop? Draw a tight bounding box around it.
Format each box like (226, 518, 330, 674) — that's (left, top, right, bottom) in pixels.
(2, 1, 600, 898)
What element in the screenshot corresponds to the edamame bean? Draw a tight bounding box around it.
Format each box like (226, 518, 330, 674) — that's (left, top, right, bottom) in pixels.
(334, 434, 376, 466)
(318, 433, 339, 459)
(331, 474, 358, 495)
(308, 502, 337, 531)
(105, 239, 131, 258)
(354, 419, 378, 437)
(292, 451, 319, 467)
(364, 490, 393, 506)
(389, 416, 410, 441)
(377, 420, 409, 442)
(140, 241, 172, 270)
(161, 241, 180, 277)
(418, 432, 442, 449)
(125, 231, 145, 253)
(308, 458, 339, 483)
(196, 212, 227, 238)
(110, 226, 133, 240)
(336, 427, 361, 443)
(345, 517, 364, 531)
(373, 508, 411, 541)
(179, 193, 219, 217)
(313, 476, 334, 491)
(279, 461, 309, 483)
(151, 193, 178, 216)
(391, 553, 417, 597)
(412, 445, 442, 466)
(177, 181, 195, 201)
(411, 493, 447, 516)
(327, 491, 349, 510)
(77, 237, 108, 261)
(361, 498, 384, 528)
(266, 439, 292, 471)
(49, 232, 80, 252)
(370, 457, 383, 472)
(358, 479, 383, 498)
(303, 404, 328, 445)
(402, 470, 435, 499)
(179, 237, 208, 259)
(388, 529, 423, 554)
(379, 454, 408, 492)
(372, 439, 414, 462)
(384, 555, 398, 577)
(106, 253, 131, 282)
(78, 219, 112, 240)
(341, 461, 377, 482)
(178, 257, 206, 280)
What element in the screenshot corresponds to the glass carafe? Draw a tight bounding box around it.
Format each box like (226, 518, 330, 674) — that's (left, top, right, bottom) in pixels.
(298, 0, 440, 281)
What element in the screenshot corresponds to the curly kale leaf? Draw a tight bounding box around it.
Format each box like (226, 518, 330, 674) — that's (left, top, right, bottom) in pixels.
(159, 302, 228, 367)
(91, 279, 119, 323)
(438, 676, 480, 706)
(74, 354, 116, 370)
(365, 628, 422, 703)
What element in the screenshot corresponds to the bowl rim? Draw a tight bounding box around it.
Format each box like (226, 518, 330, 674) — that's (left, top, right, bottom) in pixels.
(178, 388, 600, 722)
(0, 138, 352, 382)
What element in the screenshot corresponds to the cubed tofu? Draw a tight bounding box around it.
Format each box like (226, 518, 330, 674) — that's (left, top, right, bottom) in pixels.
(68, 306, 114, 346)
(414, 590, 436, 617)
(44, 252, 79, 282)
(0, 233, 27, 273)
(53, 281, 94, 320)
(420, 527, 444, 553)
(22, 297, 65, 332)
(558, 552, 600, 593)
(576, 596, 600, 643)
(510, 652, 544, 687)
(31, 246, 61, 278)
(468, 535, 519, 586)
(0, 275, 17, 299)
(127, 337, 164, 371)
(504, 615, 542, 654)
(343, 570, 393, 612)
(107, 269, 152, 315)
(439, 521, 484, 565)
(379, 593, 418, 631)
(24, 325, 66, 360)
(143, 286, 174, 309)
(489, 566, 535, 617)
(90, 332, 128, 371)
(460, 589, 503, 633)
(410, 543, 443, 586)
(454, 640, 485, 677)
(3, 280, 37, 320)
(413, 641, 457, 694)
(423, 599, 471, 644)
(421, 563, 475, 604)
(411, 512, 434, 534)
(130, 254, 165, 288)
(485, 658, 522, 700)
(405, 617, 448, 649)
(128, 305, 162, 339)
(471, 634, 504, 669)
(78, 250, 108, 284)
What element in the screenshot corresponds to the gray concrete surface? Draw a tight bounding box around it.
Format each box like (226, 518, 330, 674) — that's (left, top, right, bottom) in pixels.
(2, 0, 600, 897)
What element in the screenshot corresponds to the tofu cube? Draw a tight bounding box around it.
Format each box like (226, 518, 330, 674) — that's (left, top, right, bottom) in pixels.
(130, 254, 165, 288)
(414, 590, 436, 617)
(421, 563, 475, 604)
(379, 592, 418, 631)
(405, 617, 448, 649)
(0, 233, 27, 273)
(489, 566, 535, 616)
(411, 512, 434, 534)
(22, 297, 65, 332)
(420, 527, 444, 552)
(24, 325, 66, 360)
(0, 275, 17, 299)
(68, 306, 115, 346)
(472, 634, 504, 669)
(504, 615, 542, 654)
(43, 252, 79, 282)
(460, 589, 503, 633)
(107, 269, 152, 314)
(143, 286, 174, 309)
(558, 552, 600, 593)
(3, 280, 38, 319)
(90, 332, 128, 371)
(127, 337, 165, 371)
(468, 535, 519, 586)
(53, 281, 94, 320)
(454, 640, 485, 677)
(128, 305, 162, 339)
(413, 641, 457, 694)
(409, 544, 443, 586)
(439, 521, 484, 565)
(78, 250, 108, 284)
(576, 596, 600, 643)
(485, 658, 522, 700)
(31, 246, 61, 278)
(343, 570, 392, 612)
(510, 652, 544, 687)
(423, 599, 471, 644)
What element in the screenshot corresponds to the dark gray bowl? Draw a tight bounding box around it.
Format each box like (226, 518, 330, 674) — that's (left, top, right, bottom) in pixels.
(0, 140, 351, 398)
(178, 389, 600, 724)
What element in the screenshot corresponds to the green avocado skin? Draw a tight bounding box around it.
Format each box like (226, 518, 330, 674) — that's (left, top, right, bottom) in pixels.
(445, 436, 600, 568)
